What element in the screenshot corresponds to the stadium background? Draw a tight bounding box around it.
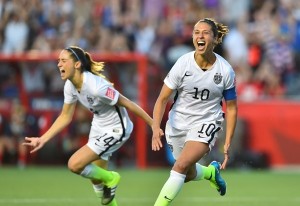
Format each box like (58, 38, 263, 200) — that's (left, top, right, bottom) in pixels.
(1, 0, 300, 169)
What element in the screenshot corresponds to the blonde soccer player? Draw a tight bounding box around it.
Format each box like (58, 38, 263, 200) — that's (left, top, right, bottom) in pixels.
(23, 46, 157, 206)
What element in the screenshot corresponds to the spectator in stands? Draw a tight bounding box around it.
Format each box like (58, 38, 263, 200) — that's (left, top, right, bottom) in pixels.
(134, 19, 156, 54)
(148, 19, 174, 72)
(2, 10, 29, 54)
(0, 113, 16, 166)
(0, 99, 30, 168)
(22, 46, 158, 206)
(252, 0, 294, 91)
(0, 63, 19, 98)
(223, 20, 249, 71)
(151, 18, 237, 205)
(21, 62, 46, 95)
(166, 35, 194, 68)
(0, 0, 298, 100)
(9, 99, 28, 168)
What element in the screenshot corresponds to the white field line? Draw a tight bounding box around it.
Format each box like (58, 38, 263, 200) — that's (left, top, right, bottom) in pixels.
(0, 196, 299, 204)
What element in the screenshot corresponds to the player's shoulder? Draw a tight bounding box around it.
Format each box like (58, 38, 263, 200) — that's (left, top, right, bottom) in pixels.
(215, 53, 233, 69)
(86, 71, 110, 84)
(215, 53, 235, 73)
(177, 51, 195, 63)
(171, 51, 195, 73)
(83, 72, 111, 93)
(84, 71, 98, 81)
(64, 79, 75, 90)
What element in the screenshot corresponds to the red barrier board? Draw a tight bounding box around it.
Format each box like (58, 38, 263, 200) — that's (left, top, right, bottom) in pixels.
(238, 101, 300, 167)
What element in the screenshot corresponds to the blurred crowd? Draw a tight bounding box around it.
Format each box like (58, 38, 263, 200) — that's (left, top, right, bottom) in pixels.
(0, 99, 93, 167)
(1, 0, 300, 167)
(0, 0, 300, 100)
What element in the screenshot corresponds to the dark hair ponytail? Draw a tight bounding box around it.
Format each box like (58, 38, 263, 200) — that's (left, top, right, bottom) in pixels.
(65, 46, 106, 79)
(196, 18, 229, 44)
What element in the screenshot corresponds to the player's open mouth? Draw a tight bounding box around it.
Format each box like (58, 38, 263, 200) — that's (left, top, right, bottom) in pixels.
(197, 41, 205, 47)
(197, 40, 206, 51)
(59, 69, 66, 77)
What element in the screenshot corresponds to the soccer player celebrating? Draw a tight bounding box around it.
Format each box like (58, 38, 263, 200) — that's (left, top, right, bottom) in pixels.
(23, 46, 155, 206)
(151, 18, 238, 205)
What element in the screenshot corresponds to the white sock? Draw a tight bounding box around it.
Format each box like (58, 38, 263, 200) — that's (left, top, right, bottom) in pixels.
(93, 183, 104, 198)
(80, 164, 93, 177)
(193, 163, 204, 181)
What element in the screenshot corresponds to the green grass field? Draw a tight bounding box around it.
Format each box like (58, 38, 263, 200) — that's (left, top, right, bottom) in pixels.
(0, 166, 299, 206)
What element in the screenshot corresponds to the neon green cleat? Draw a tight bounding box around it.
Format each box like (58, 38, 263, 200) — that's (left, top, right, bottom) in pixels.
(102, 172, 121, 205)
(208, 161, 227, 196)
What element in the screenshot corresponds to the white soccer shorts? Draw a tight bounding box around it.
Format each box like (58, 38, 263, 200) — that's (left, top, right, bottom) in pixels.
(87, 122, 133, 161)
(165, 120, 223, 160)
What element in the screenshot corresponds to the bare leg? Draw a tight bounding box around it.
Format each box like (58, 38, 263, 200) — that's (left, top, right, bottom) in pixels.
(154, 141, 209, 206)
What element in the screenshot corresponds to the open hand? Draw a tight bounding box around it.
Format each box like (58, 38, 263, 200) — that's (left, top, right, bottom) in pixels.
(220, 152, 229, 169)
(23, 137, 44, 153)
(151, 128, 164, 151)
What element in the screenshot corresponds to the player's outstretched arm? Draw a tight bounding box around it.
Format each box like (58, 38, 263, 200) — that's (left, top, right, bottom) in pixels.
(117, 91, 165, 151)
(23, 103, 76, 153)
(117, 94, 153, 127)
(221, 99, 237, 169)
(151, 84, 173, 151)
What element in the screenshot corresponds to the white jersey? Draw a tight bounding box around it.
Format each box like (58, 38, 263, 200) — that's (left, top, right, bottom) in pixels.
(64, 71, 132, 132)
(164, 51, 236, 130)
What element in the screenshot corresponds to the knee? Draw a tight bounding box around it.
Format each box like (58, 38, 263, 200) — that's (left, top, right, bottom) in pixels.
(68, 157, 85, 174)
(173, 161, 197, 182)
(173, 160, 190, 174)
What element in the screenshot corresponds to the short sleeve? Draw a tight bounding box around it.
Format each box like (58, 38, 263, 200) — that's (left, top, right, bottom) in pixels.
(97, 84, 120, 106)
(64, 80, 77, 104)
(224, 67, 236, 90)
(164, 57, 185, 90)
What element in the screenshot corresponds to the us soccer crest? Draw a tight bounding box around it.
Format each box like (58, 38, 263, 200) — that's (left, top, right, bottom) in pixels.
(213, 73, 222, 84)
(87, 95, 94, 105)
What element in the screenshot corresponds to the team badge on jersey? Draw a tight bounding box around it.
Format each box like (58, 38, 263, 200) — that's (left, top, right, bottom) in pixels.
(87, 95, 94, 105)
(213, 73, 222, 84)
(105, 87, 115, 100)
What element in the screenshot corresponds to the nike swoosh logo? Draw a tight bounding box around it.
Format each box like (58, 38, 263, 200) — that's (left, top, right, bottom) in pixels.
(208, 172, 213, 180)
(184, 72, 192, 76)
(164, 196, 172, 201)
